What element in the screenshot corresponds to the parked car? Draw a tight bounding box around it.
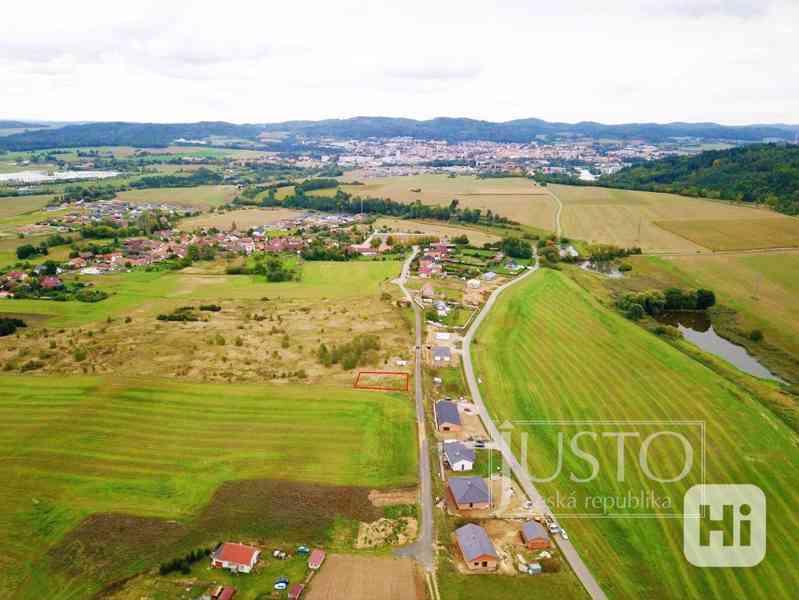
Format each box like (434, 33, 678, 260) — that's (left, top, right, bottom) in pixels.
(560, 528, 569, 540)
(474, 440, 486, 449)
(274, 577, 289, 591)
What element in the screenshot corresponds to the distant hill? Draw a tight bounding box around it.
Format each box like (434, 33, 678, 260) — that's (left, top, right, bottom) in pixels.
(0, 120, 46, 129)
(1, 117, 797, 150)
(600, 143, 799, 215)
(0, 121, 262, 151)
(260, 116, 797, 143)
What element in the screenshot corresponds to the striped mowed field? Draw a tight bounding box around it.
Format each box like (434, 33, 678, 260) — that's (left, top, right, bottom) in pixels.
(471, 269, 799, 599)
(0, 375, 417, 599)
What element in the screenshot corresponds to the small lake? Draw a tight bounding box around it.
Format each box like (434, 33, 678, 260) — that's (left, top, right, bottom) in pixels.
(657, 312, 786, 384)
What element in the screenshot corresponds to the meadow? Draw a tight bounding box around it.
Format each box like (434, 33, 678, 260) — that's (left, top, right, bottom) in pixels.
(115, 185, 238, 209)
(471, 269, 799, 599)
(549, 184, 795, 252)
(0, 194, 55, 219)
(339, 174, 557, 233)
(617, 251, 799, 383)
(177, 207, 303, 231)
(0, 375, 417, 599)
(654, 217, 799, 251)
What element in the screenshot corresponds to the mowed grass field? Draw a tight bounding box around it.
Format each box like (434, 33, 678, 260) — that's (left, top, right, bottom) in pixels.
(340, 173, 557, 233)
(471, 269, 799, 599)
(0, 260, 403, 327)
(177, 207, 303, 231)
(0, 375, 416, 600)
(654, 218, 799, 251)
(115, 185, 238, 209)
(549, 184, 794, 252)
(619, 252, 799, 382)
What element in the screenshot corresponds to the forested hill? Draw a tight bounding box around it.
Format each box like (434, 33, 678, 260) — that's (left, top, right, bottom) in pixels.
(0, 121, 262, 151)
(600, 143, 799, 215)
(260, 116, 796, 143)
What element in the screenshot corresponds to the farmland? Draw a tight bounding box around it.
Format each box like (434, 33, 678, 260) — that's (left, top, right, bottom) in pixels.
(373, 217, 501, 247)
(0, 374, 416, 599)
(339, 174, 557, 233)
(0, 194, 55, 220)
(177, 207, 304, 231)
(549, 184, 795, 252)
(654, 217, 799, 251)
(115, 185, 239, 209)
(471, 269, 799, 599)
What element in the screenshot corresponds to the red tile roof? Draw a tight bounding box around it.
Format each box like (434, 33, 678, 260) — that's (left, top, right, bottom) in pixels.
(214, 543, 259, 566)
(218, 587, 236, 600)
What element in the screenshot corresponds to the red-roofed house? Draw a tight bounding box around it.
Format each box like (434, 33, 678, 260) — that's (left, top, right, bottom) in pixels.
(211, 543, 260, 573)
(40, 276, 63, 290)
(308, 548, 326, 570)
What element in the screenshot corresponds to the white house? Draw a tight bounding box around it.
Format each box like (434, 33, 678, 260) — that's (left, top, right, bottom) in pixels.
(444, 441, 475, 471)
(211, 542, 260, 573)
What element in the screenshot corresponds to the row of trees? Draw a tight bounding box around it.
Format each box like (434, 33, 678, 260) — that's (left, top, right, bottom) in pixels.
(617, 288, 716, 320)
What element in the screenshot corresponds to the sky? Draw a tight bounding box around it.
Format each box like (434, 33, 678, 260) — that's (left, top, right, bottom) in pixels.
(2, 0, 797, 125)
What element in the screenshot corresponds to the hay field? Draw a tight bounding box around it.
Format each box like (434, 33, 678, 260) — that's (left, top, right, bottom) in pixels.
(373, 217, 501, 246)
(619, 251, 799, 382)
(550, 184, 793, 252)
(115, 185, 238, 208)
(0, 374, 416, 599)
(0, 194, 55, 219)
(654, 218, 799, 251)
(472, 269, 799, 599)
(177, 207, 303, 231)
(340, 174, 556, 232)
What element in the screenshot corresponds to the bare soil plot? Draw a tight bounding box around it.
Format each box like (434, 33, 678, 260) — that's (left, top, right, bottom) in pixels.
(178, 207, 303, 231)
(341, 174, 556, 232)
(551, 184, 790, 251)
(305, 555, 422, 600)
(654, 217, 799, 251)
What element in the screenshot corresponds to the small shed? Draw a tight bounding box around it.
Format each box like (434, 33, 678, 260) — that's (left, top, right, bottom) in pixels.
(308, 548, 326, 570)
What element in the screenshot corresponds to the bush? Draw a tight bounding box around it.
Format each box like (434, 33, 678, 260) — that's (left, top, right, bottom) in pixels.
(75, 289, 109, 303)
(749, 329, 764, 342)
(618, 263, 632, 272)
(73, 348, 88, 362)
(199, 304, 222, 312)
(540, 557, 561, 573)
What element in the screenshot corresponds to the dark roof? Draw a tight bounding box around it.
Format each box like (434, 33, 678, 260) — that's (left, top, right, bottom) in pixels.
(444, 441, 475, 465)
(521, 521, 548, 542)
(435, 401, 461, 426)
(455, 523, 497, 561)
(432, 346, 451, 360)
(448, 476, 490, 505)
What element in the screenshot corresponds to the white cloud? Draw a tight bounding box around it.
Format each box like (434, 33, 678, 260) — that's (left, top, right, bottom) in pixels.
(0, 0, 797, 124)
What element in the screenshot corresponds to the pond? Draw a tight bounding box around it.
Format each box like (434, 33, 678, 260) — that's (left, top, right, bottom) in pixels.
(657, 311, 786, 384)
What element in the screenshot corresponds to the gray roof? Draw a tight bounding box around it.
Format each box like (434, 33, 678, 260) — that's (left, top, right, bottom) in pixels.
(432, 346, 451, 360)
(455, 523, 497, 561)
(521, 521, 548, 542)
(444, 441, 475, 465)
(448, 476, 490, 505)
(435, 401, 461, 426)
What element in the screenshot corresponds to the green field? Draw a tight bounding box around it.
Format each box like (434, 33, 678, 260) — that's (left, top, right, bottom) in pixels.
(618, 252, 799, 383)
(115, 185, 238, 208)
(0, 260, 402, 327)
(472, 269, 799, 599)
(0, 375, 417, 599)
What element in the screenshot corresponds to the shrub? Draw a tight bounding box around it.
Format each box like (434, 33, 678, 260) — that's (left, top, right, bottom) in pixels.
(199, 304, 222, 312)
(73, 348, 88, 362)
(749, 329, 764, 342)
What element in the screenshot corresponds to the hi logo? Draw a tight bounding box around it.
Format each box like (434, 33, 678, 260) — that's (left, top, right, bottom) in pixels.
(683, 484, 766, 567)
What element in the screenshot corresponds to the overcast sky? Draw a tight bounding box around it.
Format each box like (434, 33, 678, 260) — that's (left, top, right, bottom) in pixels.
(2, 0, 797, 125)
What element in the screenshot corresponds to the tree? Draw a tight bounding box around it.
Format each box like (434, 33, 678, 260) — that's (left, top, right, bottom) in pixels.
(696, 289, 716, 310)
(16, 244, 37, 260)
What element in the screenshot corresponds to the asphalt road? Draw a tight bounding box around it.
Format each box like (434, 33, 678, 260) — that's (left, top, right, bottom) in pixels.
(461, 256, 609, 600)
(394, 248, 435, 571)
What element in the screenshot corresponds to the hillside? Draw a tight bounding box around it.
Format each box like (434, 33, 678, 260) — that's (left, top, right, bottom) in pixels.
(600, 143, 799, 215)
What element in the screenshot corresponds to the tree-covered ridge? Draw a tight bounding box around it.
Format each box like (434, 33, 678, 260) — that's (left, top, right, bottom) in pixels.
(601, 143, 799, 215)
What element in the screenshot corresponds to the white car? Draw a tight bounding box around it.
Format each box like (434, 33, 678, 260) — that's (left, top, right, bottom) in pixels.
(560, 528, 569, 540)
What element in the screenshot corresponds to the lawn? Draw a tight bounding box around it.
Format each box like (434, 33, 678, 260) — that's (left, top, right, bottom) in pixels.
(340, 174, 557, 233)
(549, 184, 790, 252)
(0, 260, 403, 327)
(0, 375, 417, 599)
(115, 185, 238, 209)
(471, 269, 799, 599)
(654, 217, 799, 251)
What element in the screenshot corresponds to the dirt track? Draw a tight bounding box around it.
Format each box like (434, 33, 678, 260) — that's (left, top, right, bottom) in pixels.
(306, 554, 422, 600)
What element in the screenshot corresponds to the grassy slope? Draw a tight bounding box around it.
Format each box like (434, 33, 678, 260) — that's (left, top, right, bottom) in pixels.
(0, 375, 416, 599)
(0, 260, 402, 327)
(471, 269, 799, 599)
(621, 253, 799, 382)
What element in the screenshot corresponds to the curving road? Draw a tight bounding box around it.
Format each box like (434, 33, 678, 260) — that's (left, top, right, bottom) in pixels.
(461, 255, 609, 600)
